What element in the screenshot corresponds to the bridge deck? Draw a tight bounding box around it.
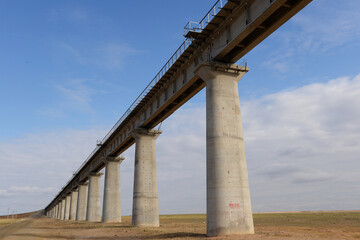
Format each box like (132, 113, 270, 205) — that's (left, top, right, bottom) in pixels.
(46, 0, 312, 211)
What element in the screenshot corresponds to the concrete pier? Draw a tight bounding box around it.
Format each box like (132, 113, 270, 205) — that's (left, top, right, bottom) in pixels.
(131, 128, 161, 227)
(76, 183, 88, 221)
(86, 172, 103, 222)
(55, 204, 58, 219)
(64, 195, 71, 220)
(196, 62, 254, 236)
(55, 204, 59, 219)
(57, 203, 61, 219)
(59, 201, 62, 220)
(69, 189, 78, 220)
(102, 156, 124, 223)
(61, 199, 66, 220)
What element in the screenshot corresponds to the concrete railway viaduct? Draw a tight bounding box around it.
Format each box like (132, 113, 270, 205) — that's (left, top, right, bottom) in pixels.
(44, 0, 312, 236)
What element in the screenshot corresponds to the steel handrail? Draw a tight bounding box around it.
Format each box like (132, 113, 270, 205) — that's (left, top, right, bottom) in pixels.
(51, 0, 230, 207)
(184, 0, 228, 35)
(57, 40, 194, 199)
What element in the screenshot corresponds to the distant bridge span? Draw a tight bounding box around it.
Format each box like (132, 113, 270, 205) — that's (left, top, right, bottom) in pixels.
(45, 0, 312, 236)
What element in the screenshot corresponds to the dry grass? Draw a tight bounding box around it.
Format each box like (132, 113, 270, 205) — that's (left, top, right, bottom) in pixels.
(0, 219, 22, 228)
(0, 210, 39, 219)
(0, 211, 359, 239)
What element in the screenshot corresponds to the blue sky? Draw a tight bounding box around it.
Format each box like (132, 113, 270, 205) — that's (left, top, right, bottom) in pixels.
(0, 0, 360, 215)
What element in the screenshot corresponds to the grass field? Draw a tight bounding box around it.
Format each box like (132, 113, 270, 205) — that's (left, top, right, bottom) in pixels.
(0, 211, 359, 239)
(0, 219, 21, 228)
(254, 211, 360, 227)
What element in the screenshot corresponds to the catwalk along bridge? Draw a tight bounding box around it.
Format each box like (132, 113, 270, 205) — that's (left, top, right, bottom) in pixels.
(45, 0, 312, 236)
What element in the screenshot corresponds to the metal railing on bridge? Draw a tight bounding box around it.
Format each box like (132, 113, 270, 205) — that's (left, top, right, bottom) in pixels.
(52, 0, 229, 205)
(184, 0, 228, 36)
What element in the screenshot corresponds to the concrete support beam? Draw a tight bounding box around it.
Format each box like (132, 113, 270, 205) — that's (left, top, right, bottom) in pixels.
(102, 156, 124, 223)
(69, 189, 78, 220)
(86, 172, 103, 222)
(76, 183, 88, 221)
(64, 195, 71, 220)
(61, 199, 66, 220)
(196, 62, 254, 236)
(131, 128, 161, 227)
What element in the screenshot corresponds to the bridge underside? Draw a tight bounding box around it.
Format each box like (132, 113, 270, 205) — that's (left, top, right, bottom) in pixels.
(45, 0, 312, 236)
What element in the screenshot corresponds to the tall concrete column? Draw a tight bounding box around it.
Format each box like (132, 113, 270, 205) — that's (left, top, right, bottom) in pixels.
(131, 128, 161, 227)
(57, 203, 61, 219)
(86, 172, 103, 222)
(76, 183, 88, 221)
(55, 204, 58, 219)
(64, 195, 71, 220)
(59, 202, 62, 219)
(61, 198, 66, 220)
(69, 189, 78, 220)
(102, 156, 124, 223)
(196, 62, 254, 236)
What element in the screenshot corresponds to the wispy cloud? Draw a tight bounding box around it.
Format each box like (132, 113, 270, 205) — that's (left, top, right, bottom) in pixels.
(54, 78, 99, 113)
(0, 186, 55, 197)
(40, 78, 105, 118)
(57, 42, 138, 69)
(49, 6, 90, 23)
(291, 0, 360, 53)
(261, 0, 360, 74)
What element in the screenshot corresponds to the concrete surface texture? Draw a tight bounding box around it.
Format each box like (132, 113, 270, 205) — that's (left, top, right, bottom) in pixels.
(57, 203, 60, 219)
(76, 183, 88, 221)
(58, 202, 62, 220)
(64, 195, 71, 220)
(44, 2, 313, 237)
(102, 156, 124, 223)
(60, 199, 66, 220)
(69, 189, 78, 220)
(131, 128, 162, 227)
(86, 172, 103, 222)
(196, 62, 254, 236)
(55, 204, 59, 219)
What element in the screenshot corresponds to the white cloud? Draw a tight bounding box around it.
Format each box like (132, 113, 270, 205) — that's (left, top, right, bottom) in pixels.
(242, 74, 360, 211)
(0, 128, 107, 213)
(1, 74, 360, 215)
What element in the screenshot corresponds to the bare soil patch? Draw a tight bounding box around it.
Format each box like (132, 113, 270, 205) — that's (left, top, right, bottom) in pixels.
(0, 211, 359, 239)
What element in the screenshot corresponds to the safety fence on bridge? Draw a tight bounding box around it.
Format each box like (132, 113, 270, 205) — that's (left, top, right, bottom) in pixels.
(53, 0, 232, 202)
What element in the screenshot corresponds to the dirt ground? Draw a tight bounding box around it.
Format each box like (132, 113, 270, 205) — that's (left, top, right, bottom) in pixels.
(0, 211, 359, 240)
